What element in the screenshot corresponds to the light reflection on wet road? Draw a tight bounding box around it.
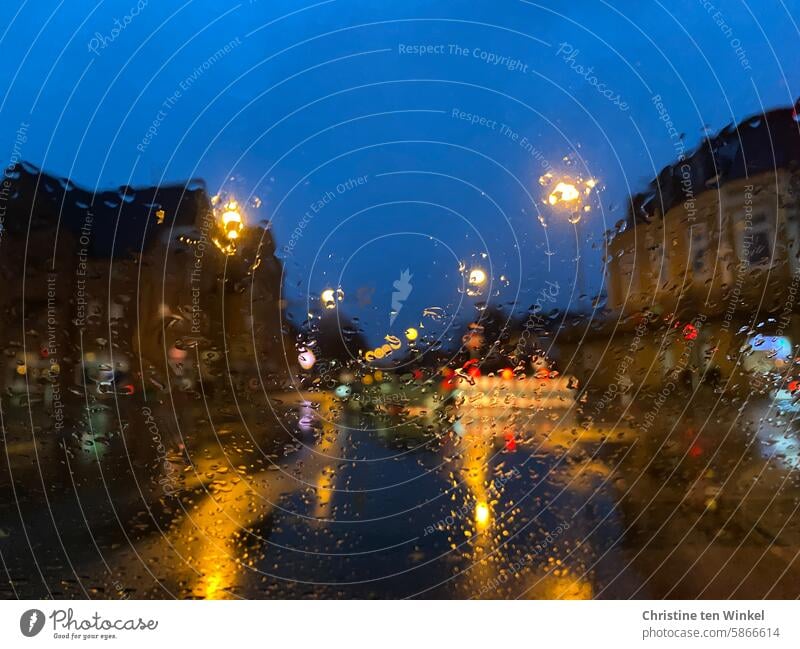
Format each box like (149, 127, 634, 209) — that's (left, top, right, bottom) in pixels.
(2, 391, 799, 599)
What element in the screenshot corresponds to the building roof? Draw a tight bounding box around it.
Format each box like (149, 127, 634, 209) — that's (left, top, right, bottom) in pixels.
(1, 162, 209, 257)
(628, 103, 800, 226)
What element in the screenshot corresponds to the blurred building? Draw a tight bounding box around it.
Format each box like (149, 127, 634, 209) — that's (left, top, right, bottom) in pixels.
(0, 163, 287, 405)
(577, 106, 800, 392)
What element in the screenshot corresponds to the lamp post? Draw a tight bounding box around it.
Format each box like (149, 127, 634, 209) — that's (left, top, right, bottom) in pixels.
(211, 197, 245, 256)
(321, 288, 344, 310)
(467, 267, 487, 297)
(545, 177, 597, 306)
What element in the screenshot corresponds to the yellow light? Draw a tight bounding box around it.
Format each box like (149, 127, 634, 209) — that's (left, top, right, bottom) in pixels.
(405, 327, 418, 342)
(373, 370, 383, 382)
(203, 572, 224, 600)
(475, 501, 490, 528)
(321, 288, 344, 309)
(548, 181, 580, 206)
(468, 268, 487, 286)
(362, 373, 374, 385)
(321, 289, 336, 309)
(315, 472, 333, 508)
(222, 210, 241, 225)
(212, 196, 245, 253)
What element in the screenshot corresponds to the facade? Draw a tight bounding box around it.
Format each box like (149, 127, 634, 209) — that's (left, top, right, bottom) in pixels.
(577, 107, 800, 392)
(0, 163, 288, 406)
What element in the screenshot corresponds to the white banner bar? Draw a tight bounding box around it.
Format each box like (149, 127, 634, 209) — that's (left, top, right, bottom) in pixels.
(1, 600, 798, 648)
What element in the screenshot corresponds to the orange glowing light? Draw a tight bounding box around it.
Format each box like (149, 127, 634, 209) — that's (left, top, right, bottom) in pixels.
(468, 268, 487, 286)
(547, 181, 580, 206)
(475, 501, 490, 528)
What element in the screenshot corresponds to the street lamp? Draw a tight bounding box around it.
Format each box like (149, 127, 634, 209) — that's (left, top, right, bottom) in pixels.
(543, 175, 597, 223)
(467, 267, 487, 297)
(547, 181, 580, 206)
(468, 268, 487, 286)
(321, 288, 344, 309)
(221, 201, 243, 239)
(211, 196, 245, 255)
(542, 175, 599, 301)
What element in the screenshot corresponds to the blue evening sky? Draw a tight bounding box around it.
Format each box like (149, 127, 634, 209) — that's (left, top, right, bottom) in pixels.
(1, 0, 797, 344)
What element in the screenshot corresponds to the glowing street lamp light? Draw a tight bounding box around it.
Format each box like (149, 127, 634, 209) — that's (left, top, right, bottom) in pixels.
(543, 176, 598, 208)
(547, 181, 580, 206)
(543, 175, 598, 225)
(542, 174, 599, 297)
(466, 267, 487, 297)
(468, 268, 487, 287)
(221, 201, 243, 239)
(321, 288, 344, 309)
(211, 195, 245, 255)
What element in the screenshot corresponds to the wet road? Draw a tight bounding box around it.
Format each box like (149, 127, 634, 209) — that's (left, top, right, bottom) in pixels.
(2, 388, 800, 599)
